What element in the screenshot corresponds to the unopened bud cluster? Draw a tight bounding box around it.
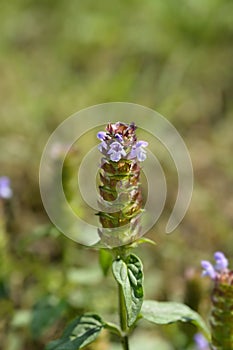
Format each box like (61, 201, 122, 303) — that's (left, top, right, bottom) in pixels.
(96, 122, 148, 246)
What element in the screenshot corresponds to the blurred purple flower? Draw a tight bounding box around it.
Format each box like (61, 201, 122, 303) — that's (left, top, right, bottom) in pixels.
(201, 260, 216, 280)
(194, 333, 209, 350)
(0, 176, 12, 199)
(201, 251, 229, 281)
(214, 251, 228, 272)
(107, 142, 126, 162)
(128, 141, 148, 162)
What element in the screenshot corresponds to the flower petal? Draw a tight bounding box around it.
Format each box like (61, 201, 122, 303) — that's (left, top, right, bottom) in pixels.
(97, 131, 107, 140)
(136, 141, 148, 148)
(110, 152, 122, 162)
(214, 251, 228, 271)
(201, 260, 216, 279)
(137, 149, 147, 162)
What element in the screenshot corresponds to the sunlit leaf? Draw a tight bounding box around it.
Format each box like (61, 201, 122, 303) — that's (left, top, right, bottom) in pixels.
(112, 254, 143, 326)
(141, 300, 211, 341)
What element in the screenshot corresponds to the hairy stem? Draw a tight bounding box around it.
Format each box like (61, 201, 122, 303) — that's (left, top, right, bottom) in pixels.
(118, 284, 129, 350)
(114, 246, 130, 350)
(118, 282, 130, 350)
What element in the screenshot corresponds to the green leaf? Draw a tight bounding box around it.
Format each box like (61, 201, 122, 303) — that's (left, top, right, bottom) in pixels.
(99, 249, 113, 276)
(30, 296, 67, 339)
(46, 314, 103, 350)
(128, 237, 156, 248)
(103, 321, 122, 337)
(112, 254, 144, 327)
(140, 300, 211, 341)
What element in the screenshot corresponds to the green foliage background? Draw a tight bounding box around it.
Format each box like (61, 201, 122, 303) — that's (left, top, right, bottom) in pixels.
(0, 0, 232, 349)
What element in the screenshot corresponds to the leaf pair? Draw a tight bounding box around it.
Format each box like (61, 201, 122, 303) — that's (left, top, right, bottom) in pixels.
(46, 253, 211, 350)
(112, 253, 211, 341)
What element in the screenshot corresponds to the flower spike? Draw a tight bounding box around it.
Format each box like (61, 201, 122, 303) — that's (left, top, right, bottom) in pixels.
(201, 252, 233, 349)
(96, 122, 148, 246)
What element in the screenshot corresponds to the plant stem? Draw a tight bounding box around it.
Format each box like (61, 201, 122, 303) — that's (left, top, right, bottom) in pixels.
(118, 282, 130, 350)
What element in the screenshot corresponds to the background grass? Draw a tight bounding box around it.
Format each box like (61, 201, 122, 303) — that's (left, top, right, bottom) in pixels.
(0, 0, 233, 349)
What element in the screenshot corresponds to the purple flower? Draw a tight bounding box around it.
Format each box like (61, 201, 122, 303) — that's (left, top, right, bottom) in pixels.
(115, 133, 123, 142)
(201, 260, 216, 280)
(128, 141, 148, 162)
(97, 131, 107, 141)
(194, 333, 209, 350)
(0, 176, 12, 199)
(98, 141, 108, 153)
(107, 142, 126, 162)
(97, 124, 149, 164)
(214, 251, 228, 272)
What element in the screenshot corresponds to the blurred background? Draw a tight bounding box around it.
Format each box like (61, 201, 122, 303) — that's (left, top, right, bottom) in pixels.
(0, 0, 233, 349)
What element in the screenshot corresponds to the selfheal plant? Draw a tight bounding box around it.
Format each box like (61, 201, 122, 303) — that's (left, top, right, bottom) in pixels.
(201, 252, 233, 350)
(45, 122, 210, 350)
